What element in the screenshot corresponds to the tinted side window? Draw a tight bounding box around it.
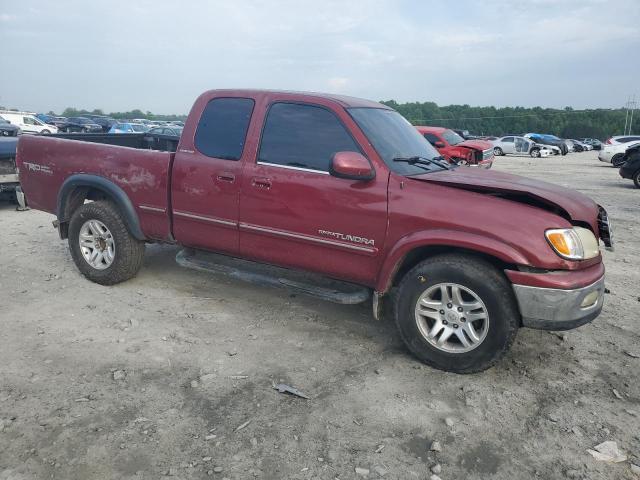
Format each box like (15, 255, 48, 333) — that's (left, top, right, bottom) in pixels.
(423, 133, 440, 145)
(502, 136, 514, 142)
(195, 98, 255, 160)
(258, 103, 360, 172)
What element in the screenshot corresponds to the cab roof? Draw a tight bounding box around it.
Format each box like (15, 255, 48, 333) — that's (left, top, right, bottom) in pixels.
(201, 89, 392, 110)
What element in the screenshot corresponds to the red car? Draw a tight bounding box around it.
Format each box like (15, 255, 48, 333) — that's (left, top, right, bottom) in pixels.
(416, 126, 494, 168)
(17, 89, 611, 373)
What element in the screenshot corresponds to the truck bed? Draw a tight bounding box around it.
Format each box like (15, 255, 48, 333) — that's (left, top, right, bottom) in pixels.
(50, 132, 180, 152)
(17, 135, 174, 241)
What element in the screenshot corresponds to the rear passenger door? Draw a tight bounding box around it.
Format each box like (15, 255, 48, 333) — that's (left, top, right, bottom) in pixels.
(171, 97, 255, 255)
(501, 137, 515, 153)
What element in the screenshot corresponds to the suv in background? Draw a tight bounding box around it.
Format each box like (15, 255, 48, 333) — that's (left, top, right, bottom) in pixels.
(581, 138, 602, 150)
(82, 114, 117, 132)
(58, 117, 103, 133)
(604, 135, 640, 145)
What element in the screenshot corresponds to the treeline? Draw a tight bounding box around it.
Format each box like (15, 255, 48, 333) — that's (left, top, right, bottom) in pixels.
(54, 108, 187, 122)
(381, 100, 632, 139)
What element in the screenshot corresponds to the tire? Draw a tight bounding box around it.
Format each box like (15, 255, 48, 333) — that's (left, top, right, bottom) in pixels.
(633, 170, 640, 189)
(530, 148, 541, 158)
(68, 201, 145, 285)
(394, 254, 519, 373)
(611, 154, 626, 167)
(40, 129, 50, 135)
(493, 147, 503, 156)
(561, 145, 568, 156)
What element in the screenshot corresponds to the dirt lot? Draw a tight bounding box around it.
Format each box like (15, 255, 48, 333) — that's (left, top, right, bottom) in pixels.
(0, 151, 638, 480)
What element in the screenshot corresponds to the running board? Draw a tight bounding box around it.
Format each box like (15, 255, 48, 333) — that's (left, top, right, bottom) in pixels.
(175, 249, 371, 305)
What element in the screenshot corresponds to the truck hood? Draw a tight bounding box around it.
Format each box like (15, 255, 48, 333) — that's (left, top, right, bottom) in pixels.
(457, 139, 492, 151)
(412, 168, 599, 231)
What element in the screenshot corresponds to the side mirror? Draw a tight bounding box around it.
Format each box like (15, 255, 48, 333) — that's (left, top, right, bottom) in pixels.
(330, 151, 375, 181)
(434, 141, 445, 148)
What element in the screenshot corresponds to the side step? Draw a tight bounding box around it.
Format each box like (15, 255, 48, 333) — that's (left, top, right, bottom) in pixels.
(175, 248, 371, 305)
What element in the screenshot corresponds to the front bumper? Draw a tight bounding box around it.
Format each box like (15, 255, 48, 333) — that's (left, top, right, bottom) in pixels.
(512, 275, 605, 330)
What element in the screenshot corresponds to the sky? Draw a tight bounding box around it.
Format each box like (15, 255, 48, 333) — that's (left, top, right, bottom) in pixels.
(1, 0, 639, 114)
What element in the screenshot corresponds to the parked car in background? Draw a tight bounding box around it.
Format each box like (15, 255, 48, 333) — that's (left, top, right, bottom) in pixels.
(0, 112, 58, 134)
(568, 140, 589, 152)
(168, 121, 185, 127)
(108, 122, 149, 133)
(599, 140, 640, 167)
(82, 114, 117, 132)
(417, 126, 494, 167)
(0, 118, 20, 137)
(58, 117, 103, 133)
(524, 133, 570, 155)
(619, 143, 640, 188)
(604, 135, 640, 145)
(142, 126, 183, 151)
(581, 138, 602, 150)
(492, 136, 559, 157)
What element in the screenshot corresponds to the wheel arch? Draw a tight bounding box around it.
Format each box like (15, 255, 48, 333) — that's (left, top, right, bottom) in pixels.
(375, 231, 529, 294)
(56, 174, 145, 240)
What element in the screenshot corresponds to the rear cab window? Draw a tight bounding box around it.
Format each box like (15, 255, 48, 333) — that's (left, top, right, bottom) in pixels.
(195, 97, 255, 160)
(258, 102, 361, 172)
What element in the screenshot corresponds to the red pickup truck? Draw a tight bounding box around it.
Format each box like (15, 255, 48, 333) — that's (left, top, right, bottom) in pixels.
(417, 126, 495, 168)
(17, 89, 612, 373)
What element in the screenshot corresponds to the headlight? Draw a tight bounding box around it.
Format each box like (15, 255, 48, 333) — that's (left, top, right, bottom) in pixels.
(545, 227, 599, 260)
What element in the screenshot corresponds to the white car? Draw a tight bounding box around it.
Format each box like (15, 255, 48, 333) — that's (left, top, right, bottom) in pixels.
(492, 136, 559, 158)
(0, 112, 58, 135)
(604, 135, 640, 145)
(599, 140, 640, 166)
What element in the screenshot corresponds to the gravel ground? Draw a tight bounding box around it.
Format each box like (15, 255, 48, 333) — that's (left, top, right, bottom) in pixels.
(0, 151, 638, 480)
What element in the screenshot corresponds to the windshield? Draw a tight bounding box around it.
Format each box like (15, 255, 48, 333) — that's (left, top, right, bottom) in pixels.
(131, 124, 147, 132)
(441, 129, 464, 145)
(348, 108, 444, 175)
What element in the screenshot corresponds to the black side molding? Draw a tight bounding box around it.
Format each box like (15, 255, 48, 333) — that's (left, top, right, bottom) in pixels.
(57, 174, 145, 240)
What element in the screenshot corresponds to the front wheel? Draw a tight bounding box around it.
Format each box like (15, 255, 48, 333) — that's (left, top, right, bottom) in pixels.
(530, 148, 541, 158)
(394, 254, 519, 373)
(633, 170, 640, 189)
(68, 201, 145, 285)
(40, 129, 50, 135)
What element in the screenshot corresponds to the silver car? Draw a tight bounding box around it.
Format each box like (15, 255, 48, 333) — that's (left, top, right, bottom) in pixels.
(492, 136, 560, 158)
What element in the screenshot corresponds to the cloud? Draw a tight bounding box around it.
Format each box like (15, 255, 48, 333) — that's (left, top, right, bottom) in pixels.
(0, 13, 17, 21)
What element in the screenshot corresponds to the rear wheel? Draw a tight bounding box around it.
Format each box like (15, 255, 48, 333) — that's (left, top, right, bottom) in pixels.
(40, 129, 50, 135)
(494, 147, 503, 156)
(633, 170, 640, 188)
(68, 201, 145, 285)
(394, 254, 519, 373)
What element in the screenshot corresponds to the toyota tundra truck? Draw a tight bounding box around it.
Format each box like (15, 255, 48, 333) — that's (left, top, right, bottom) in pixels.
(16, 89, 613, 373)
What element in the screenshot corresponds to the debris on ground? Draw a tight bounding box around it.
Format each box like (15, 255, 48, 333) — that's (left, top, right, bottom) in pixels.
(235, 420, 251, 432)
(431, 464, 442, 474)
(355, 466, 369, 476)
(612, 389, 623, 399)
(430, 441, 442, 452)
(444, 417, 455, 427)
(375, 444, 385, 453)
(625, 351, 639, 358)
(586, 441, 627, 463)
(272, 383, 309, 399)
(112, 370, 126, 381)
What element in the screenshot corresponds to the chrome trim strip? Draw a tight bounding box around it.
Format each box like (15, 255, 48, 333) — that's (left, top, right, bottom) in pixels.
(139, 205, 166, 213)
(257, 162, 330, 175)
(173, 210, 237, 227)
(239, 222, 376, 253)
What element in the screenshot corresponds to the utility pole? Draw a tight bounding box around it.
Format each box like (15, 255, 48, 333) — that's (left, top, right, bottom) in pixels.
(629, 95, 637, 135)
(624, 96, 630, 135)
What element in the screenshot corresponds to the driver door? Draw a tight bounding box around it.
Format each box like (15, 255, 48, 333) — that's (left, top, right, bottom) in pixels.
(238, 99, 388, 286)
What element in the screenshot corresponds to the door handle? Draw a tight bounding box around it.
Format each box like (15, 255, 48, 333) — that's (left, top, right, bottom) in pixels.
(217, 172, 235, 183)
(252, 177, 272, 189)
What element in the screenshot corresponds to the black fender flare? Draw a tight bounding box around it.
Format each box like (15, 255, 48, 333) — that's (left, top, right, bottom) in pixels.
(57, 174, 145, 240)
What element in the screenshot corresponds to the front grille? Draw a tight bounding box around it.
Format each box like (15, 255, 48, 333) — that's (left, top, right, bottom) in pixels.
(597, 206, 614, 249)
